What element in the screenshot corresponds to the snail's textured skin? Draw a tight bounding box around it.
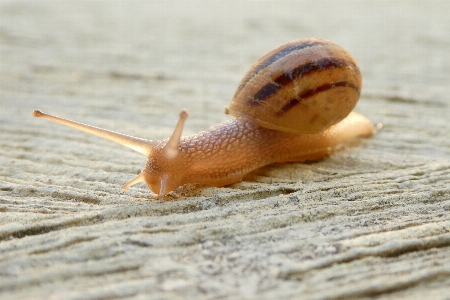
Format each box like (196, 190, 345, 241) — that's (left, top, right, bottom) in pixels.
(141, 112, 373, 194)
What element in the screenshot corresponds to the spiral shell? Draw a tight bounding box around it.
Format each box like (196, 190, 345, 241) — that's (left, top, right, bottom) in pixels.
(226, 38, 362, 134)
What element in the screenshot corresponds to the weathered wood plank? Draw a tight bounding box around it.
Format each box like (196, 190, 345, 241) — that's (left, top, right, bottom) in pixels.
(1, 1, 449, 299)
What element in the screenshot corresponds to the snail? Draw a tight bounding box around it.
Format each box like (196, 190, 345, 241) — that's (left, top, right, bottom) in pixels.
(33, 38, 374, 197)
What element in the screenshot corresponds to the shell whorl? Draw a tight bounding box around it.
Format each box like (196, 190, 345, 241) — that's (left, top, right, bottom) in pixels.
(226, 38, 362, 134)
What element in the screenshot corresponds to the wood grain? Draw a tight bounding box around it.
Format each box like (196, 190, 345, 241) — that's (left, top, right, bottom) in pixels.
(1, 1, 449, 299)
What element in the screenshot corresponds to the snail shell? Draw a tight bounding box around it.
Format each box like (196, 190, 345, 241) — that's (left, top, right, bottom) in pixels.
(226, 38, 362, 134)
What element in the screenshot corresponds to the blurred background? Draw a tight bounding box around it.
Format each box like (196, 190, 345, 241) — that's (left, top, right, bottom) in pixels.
(1, 1, 448, 133)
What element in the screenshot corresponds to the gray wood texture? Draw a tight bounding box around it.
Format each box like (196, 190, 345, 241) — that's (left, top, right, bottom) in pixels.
(1, 1, 449, 299)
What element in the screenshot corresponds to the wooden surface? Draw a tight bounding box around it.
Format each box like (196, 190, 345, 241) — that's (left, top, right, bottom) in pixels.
(1, 1, 449, 299)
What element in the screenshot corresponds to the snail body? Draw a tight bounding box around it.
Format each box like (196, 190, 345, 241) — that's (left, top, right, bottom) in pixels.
(33, 38, 374, 197)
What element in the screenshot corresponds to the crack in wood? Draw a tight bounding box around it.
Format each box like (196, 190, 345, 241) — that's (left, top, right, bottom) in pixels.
(279, 233, 450, 280)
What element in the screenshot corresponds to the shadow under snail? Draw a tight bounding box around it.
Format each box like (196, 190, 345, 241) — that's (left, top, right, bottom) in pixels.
(33, 38, 374, 197)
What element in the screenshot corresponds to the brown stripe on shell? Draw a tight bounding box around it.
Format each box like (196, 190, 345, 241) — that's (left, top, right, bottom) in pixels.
(250, 57, 359, 106)
(236, 40, 327, 94)
(275, 81, 360, 116)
